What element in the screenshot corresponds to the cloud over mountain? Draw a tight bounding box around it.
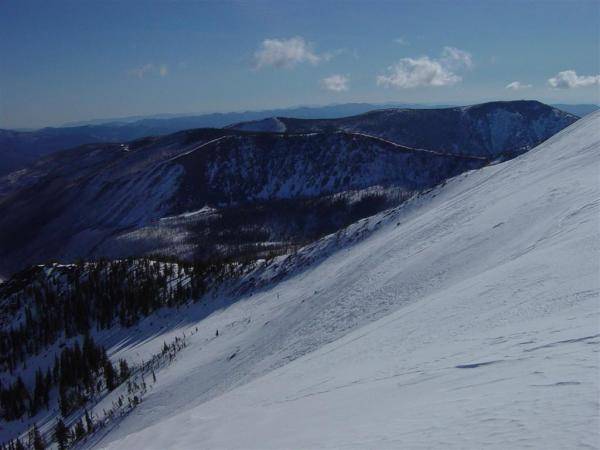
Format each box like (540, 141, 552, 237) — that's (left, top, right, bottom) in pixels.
(377, 47, 472, 88)
(321, 74, 349, 92)
(253, 37, 327, 69)
(506, 81, 532, 90)
(548, 70, 600, 88)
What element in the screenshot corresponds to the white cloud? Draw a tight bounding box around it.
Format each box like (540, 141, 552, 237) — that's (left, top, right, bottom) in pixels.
(377, 57, 459, 88)
(128, 63, 169, 79)
(441, 46, 473, 69)
(394, 37, 408, 45)
(547, 70, 600, 89)
(129, 63, 155, 79)
(321, 74, 349, 92)
(253, 37, 326, 69)
(377, 47, 472, 89)
(506, 81, 532, 90)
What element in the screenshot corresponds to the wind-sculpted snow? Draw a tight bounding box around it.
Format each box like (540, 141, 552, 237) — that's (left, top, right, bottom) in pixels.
(88, 112, 599, 449)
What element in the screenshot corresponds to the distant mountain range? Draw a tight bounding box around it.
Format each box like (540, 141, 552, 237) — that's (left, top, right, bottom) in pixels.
(0, 101, 594, 176)
(61, 102, 448, 127)
(551, 103, 599, 117)
(0, 103, 436, 176)
(60, 102, 599, 127)
(0, 108, 596, 449)
(0, 100, 577, 277)
(229, 100, 577, 160)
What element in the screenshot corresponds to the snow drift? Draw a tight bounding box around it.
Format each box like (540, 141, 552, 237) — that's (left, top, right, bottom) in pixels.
(86, 112, 600, 449)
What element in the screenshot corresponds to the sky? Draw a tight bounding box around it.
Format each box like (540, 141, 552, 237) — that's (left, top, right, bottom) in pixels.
(0, 0, 599, 129)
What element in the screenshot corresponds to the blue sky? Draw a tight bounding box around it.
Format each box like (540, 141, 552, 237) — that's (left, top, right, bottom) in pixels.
(1, 0, 599, 128)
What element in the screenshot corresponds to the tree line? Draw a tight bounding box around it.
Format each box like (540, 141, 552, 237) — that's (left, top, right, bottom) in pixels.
(0, 334, 129, 421)
(0, 258, 207, 375)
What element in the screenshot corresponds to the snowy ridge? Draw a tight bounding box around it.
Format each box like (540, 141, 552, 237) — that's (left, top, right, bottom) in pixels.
(0, 129, 483, 276)
(174, 131, 484, 204)
(225, 117, 287, 133)
(0, 101, 575, 278)
(347, 131, 488, 159)
(86, 112, 599, 448)
(232, 100, 578, 159)
(0, 102, 583, 177)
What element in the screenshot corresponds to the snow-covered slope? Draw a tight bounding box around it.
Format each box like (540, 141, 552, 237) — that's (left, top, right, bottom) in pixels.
(0, 101, 576, 279)
(0, 129, 483, 277)
(90, 113, 599, 448)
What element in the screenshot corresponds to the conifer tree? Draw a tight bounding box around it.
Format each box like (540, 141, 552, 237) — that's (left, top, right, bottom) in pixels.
(119, 359, 130, 381)
(58, 383, 69, 417)
(54, 419, 69, 450)
(74, 419, 85, 441)
(85, 409, 94, 434)
(28, 424, 45, 450)
(104, 360, 116, 391)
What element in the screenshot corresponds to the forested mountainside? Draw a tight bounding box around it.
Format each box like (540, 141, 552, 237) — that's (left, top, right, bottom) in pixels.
(0, 255, 257, 447)
(0, 101, 582, 177)
(0, 128, 482, 278)
(229, 100, 578, 159)
(0, 103, 439, 177)
(91, 110, 600, 450)
(0, 212, 381, 447)
(0, 101, 576, 279)
(1, 110, 595, 450)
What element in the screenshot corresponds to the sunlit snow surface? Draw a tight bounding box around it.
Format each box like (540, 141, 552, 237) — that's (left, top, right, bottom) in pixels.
(94, 113, 599, 449)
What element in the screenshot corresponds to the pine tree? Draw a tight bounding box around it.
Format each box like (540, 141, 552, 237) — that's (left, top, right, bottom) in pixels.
(118, 359, 130, 381)
(53, 356, 60, 383)
(84, 409, 94, 434)
(54, 419, 69, 450)
(104, 360, 116, 391)
(74, 419, 85, 441)
(28, 424, 45, 450)
(59, 383, 69, 417)
(44, 369, 52, 408)
(31, 369, 44, 415)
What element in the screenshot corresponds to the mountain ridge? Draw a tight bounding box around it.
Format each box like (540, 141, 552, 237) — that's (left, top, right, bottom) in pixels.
(1, 110, 596, 449)
(0, 129, 484, 277)
(0, 101, 579, 278)
(229, 100, 578, 159)
(0, 100, 580, 176)
(92, 110, 600, 450)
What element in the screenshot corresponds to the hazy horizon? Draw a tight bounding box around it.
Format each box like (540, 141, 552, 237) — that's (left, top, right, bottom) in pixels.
(6, 99, 600, 131)
(2, 0, 599, 129)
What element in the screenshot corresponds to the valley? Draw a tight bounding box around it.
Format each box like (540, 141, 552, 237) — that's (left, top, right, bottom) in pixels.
(0, 104, 597, 449)
(0, 101, 575, 278)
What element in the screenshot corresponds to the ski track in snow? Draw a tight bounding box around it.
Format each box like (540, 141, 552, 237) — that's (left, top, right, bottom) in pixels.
(61, 113, 600, 448)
